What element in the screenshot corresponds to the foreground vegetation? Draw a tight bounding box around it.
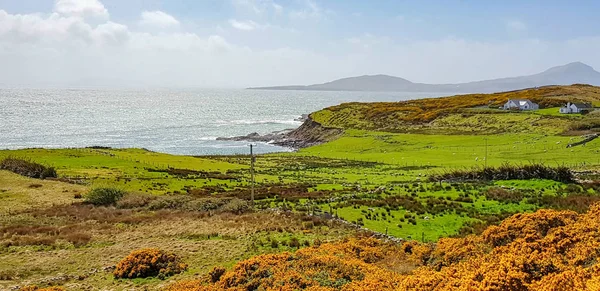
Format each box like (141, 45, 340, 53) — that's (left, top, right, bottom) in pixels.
(2, 85, 600, 290)
(167, 203, 600, 290)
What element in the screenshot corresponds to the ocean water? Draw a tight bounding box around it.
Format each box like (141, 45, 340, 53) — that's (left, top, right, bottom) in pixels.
(0, 88, 448, 155)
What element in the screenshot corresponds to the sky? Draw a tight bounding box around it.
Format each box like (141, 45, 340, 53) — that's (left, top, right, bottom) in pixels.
(1, 0, 600, 88)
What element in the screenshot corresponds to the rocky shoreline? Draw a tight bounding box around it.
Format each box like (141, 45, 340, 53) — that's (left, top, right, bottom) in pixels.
(216, 115, 343, 149)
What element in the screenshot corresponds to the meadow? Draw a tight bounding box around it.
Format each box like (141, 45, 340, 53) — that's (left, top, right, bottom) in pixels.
(3, 85, 600, 290)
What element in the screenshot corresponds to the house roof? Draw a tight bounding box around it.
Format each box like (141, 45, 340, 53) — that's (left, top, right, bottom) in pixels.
(572, 103, 593, 108)
(507, 99, 533, 106)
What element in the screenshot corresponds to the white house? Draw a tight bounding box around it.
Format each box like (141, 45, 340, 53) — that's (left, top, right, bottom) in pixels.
(503, 99, 539, 111)
(560, 102, 594, 114)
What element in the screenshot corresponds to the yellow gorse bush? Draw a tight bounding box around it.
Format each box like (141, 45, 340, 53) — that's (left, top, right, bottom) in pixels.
(114, 248, 187, 279)
(167, 202, 600, 290)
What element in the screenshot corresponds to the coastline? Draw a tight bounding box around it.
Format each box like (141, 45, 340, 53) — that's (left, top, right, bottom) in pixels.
(216, 116, 343, 150)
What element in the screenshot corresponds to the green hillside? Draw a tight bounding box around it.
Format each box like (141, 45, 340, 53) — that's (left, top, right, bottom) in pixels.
(310, 84, 600, 135)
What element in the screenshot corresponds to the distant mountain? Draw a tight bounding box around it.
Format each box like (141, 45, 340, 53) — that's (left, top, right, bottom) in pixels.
(249, 62, 600, 93)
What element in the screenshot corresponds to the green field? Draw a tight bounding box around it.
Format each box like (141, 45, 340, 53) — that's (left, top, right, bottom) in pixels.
(3, 85, 600, 289)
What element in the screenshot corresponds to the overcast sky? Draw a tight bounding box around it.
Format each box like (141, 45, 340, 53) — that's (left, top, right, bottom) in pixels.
(1, 0, 600, 88)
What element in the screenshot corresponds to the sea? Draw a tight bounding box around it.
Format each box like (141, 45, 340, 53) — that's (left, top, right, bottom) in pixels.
(0, 88, 449, 155)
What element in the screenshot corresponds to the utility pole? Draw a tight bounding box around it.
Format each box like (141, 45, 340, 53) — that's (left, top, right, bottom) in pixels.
(249, 144, 255, 208)
(485, 137, 488, 168)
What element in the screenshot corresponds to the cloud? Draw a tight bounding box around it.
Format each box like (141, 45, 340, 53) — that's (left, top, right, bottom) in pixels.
(0, 9, 99, 45)
(2, 0, 600, 89)
(232, 0, 283, 15)
(272, 3, 283, 14)
(54, 0, 109, 19)
(229, 19, 260, 31)
(506, 20, 527, 31)
(289, 0, 323, 20)
(93, 21, 130, 45)
(139, 11, 180, 29)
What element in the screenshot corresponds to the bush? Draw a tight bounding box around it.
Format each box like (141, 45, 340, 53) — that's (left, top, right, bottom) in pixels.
(209, 266, 226, 283)
(85, 187, 127, 206)
(221, 198, 250, 214)
(289, 237, 301, 249)
(271, 239, 279, 248)
(114, 248, 187, 279)
(116, 193, 157, 208)
(430, 163, 574, 183)
(18, 287, 65, 291)
(0, 157, 57, 179)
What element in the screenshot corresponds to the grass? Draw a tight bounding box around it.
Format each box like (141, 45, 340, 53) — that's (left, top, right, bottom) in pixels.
(0, 171, 86, 213)
(0, 173, 352, 290)
(298, 130, 600, 168)
(4, 85, 600, 289)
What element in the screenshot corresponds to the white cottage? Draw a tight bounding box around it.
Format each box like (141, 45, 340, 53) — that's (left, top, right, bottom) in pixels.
(560, 102, 594, 114)
(503, 99, 539, 111)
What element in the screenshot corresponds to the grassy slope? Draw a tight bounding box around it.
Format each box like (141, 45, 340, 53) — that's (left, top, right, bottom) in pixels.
(0, 170, 352, 290)
(0, 171, 86, 213)
(299, 130, 600, 167)
(310, 84, 600, 134)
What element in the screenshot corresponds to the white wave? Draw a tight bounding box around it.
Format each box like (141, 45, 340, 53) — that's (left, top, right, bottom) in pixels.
(215, 119, 302, 126)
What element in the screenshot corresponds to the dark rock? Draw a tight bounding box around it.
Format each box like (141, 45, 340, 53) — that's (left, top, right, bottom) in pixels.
(217, 117, 343, 149)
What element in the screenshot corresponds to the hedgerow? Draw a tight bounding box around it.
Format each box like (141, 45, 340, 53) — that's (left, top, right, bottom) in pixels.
(429, 163, 574, 183)
(0, 157, 57, 179)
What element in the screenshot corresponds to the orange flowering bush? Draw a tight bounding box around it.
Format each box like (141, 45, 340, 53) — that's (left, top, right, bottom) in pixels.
(114, 248, 187, 279)
(166, 203, 600, 290)
(18, 287, 65, 291)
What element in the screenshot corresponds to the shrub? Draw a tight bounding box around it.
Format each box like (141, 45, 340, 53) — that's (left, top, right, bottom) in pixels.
(289, 237, 301, 249)
(116, 193, 157, 208)
(85, 187, 127, 206)
(484, 187, 525, 204)
(114, 248, 187, 279)
(18, 287, 65, 291)
(40, 167, 57, 179)
(430, 163, 574, 183)
(221, 198, 250, 214)
(0, 157, 57, 179)
(271, 239, 279, 248)
(209, 266, 226, 283)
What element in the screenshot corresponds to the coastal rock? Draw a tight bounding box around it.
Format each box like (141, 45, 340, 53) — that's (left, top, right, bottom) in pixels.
(216, 129, 292, 143)
(217, 116, 343, 149)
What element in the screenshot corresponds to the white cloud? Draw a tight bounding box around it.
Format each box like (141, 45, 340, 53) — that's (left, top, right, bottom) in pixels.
(0, 10, 91, 44)
(232, 0, 283, 15)
(54, 0, 109, 19)
(229, 19, 260, 31)
(290, 0, 323, 20)
(506, 20, 527, 31)
(2, 1, 600, 89)
(93, 21, 130, 45)
(272, 3, 283, 14)
(139, 11, 180, 29)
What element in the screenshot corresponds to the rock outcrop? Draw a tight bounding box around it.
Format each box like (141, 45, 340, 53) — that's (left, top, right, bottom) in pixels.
(217, 116, 343, 149)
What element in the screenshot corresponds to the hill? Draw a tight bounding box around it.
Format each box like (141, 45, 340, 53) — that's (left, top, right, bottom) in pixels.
(250, 62, 600, 93)
(302, 84, 600, 135)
